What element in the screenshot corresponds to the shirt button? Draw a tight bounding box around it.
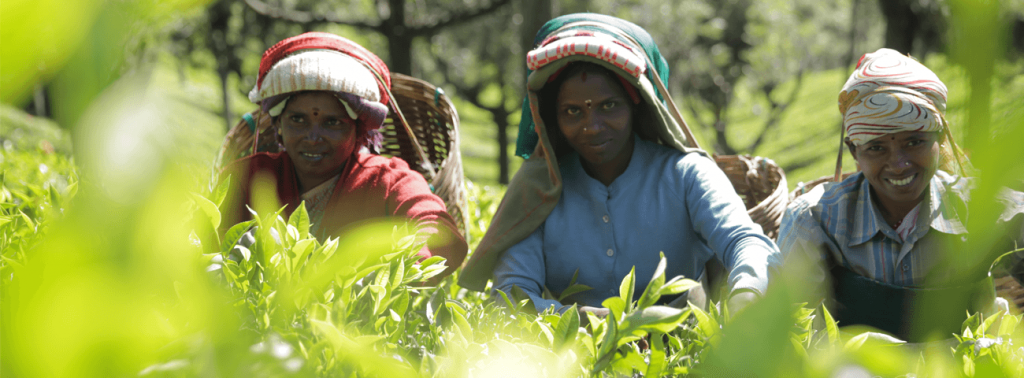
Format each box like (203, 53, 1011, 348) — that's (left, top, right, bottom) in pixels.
(902, 264, 910, 271)
(603, 215, 610, 223)
(606, 249, 614, 257)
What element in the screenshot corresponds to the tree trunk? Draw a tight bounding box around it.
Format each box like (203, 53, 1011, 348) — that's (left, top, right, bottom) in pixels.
(519, 0, 552, 54)
(219, 69, 232, 132)
(383, 0, 413, 75)
(494, 108, 511, 184)
(878, 0, 918, 54)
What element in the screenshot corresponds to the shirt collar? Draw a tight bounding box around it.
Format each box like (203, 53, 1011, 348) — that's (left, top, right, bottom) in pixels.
(926, 171, 969, 235)
(850, 177, 883, 246)
(848, 171, 967, 246)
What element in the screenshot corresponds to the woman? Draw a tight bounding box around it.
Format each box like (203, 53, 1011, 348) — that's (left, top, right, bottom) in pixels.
(778, 48, 1024, 341)
(220, 32, 467, 279)
(459, 14, 780, 314)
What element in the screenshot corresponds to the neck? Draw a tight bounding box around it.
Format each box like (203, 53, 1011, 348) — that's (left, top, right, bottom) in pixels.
(871, 187, 925, 227)
(581, 136, 635, 186)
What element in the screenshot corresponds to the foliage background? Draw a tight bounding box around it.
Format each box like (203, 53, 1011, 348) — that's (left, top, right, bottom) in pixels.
(3, 0, 1024, 377)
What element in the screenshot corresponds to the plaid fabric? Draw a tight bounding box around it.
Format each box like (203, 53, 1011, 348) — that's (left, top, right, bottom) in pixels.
(779, 171, 1024, 286)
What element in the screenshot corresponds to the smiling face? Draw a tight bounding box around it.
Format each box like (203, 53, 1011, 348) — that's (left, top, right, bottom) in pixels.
(554, 69, 635, 184)
(278, 91, 359, 191)
(848, 130, 942, 219)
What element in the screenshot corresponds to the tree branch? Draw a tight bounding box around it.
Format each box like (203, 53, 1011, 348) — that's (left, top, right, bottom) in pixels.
(243, 0, 381, 31)
(747, 64, 807, 152)
(414, 0, 513, 36)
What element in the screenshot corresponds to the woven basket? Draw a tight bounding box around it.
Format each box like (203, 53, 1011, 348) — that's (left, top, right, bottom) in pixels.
(714, 155, 788, 240)
(214, 73, 469, 238)
(379, 73, 468, 237)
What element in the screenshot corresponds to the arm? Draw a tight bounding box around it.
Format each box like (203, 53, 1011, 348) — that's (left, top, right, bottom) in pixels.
(492, 225, 566, 313)
(679, 154, 780, 298)
(777, 193, 831, 287)
(384, 161, 468, 280)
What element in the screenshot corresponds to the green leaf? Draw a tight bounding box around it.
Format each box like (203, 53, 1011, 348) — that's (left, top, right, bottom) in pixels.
(221, 220, 254, 252)
(47, 184, 60, 206)
(997, 314, 1020, 336)
(610, 348, 647, 375)
(979, 310, 1003, 335)
(690, 304, 720, 338)
(963, 311, 981, 335)
(18, 210, 34, 229)
(288, 201, 310, 238)
(594, 311, 619, 371)
(646, 331, 667, 377)
(638, 253, 668, 309)
(554, 304, 581, 349)
(843, 331, 905, 352)
(190, 193, 222, 231)
(821, 304, 839, 345)
(211, 175, 231, 207)
(620, 306, 691, 335)
(557, 284, 593, 302)
(620, 266, 636, 311)
(289, 239, 315, 271)
(602, 297, 627, 320)
(659, 276, 701, 296)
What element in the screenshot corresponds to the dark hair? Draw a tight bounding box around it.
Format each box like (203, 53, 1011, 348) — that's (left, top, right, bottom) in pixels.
(536, 62, 657, 157)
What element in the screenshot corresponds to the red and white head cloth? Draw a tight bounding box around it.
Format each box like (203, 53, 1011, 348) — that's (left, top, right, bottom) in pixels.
(249, 32, 391, 147)
(838, 48, 948, 146)
(526, 30, 647, 79)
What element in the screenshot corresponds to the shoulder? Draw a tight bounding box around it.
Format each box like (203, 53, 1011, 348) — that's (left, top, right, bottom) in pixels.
(220, 152, 288, 179)
(787, 173, 863, 224)
(353, 154, 421, 178)
(351, 153, 431, 190)
(637, 139, 714, 176)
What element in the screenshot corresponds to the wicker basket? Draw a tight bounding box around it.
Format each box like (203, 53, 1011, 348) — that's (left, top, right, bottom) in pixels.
(715, 155, 788, 240)
(214, 73, 469, 238)
(380, 73, 468, 237)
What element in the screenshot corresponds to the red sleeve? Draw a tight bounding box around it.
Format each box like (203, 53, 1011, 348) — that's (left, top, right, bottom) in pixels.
(381, 158, 468, 279)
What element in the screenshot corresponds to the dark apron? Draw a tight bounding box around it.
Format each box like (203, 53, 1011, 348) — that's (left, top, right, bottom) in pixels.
(830, 264, 995, 342)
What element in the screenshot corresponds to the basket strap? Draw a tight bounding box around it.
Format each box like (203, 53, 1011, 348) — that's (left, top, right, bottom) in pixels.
(364, 65, 438, 180)
(550, 21, 704, 151)
(834, 121, 845, 182)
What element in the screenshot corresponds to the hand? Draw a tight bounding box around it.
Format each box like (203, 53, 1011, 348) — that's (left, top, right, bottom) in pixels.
(726, 291, 757, 316)
(578, 306, 610, 327)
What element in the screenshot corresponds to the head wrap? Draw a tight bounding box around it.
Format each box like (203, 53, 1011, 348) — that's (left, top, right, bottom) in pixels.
(514, 13, 675, 159)
(838, 48, 948, 146)
(249, 32, 391, 149)
(460, 13, 707, 291)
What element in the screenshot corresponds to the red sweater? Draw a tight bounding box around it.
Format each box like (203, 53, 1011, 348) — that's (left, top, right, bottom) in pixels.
(221, 152, 467, 278)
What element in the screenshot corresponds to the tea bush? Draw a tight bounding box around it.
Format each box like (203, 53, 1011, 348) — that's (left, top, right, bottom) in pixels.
(4, 116, 1024, 377)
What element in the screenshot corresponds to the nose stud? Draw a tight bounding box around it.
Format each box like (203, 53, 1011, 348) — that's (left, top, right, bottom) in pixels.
(585, 100, 592, 108)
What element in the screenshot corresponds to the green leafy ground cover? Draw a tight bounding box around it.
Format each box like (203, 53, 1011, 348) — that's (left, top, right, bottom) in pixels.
(4, 102, 1024, 377)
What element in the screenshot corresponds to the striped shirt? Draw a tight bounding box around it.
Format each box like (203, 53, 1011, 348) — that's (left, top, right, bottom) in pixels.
(779, 171, 1024, 287)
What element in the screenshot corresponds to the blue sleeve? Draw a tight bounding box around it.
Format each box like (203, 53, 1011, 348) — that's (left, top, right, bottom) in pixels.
(777, 187, 830, 285)
(492, 224, 567, 313)
(678, 154, 781, 296)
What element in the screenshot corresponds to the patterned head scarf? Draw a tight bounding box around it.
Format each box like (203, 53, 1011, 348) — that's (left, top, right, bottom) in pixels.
(248, 32, 392, 149)
(838, 48, 948, 146)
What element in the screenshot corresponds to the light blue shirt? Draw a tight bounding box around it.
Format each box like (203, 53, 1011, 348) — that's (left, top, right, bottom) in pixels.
(493, 139, 781, 312)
